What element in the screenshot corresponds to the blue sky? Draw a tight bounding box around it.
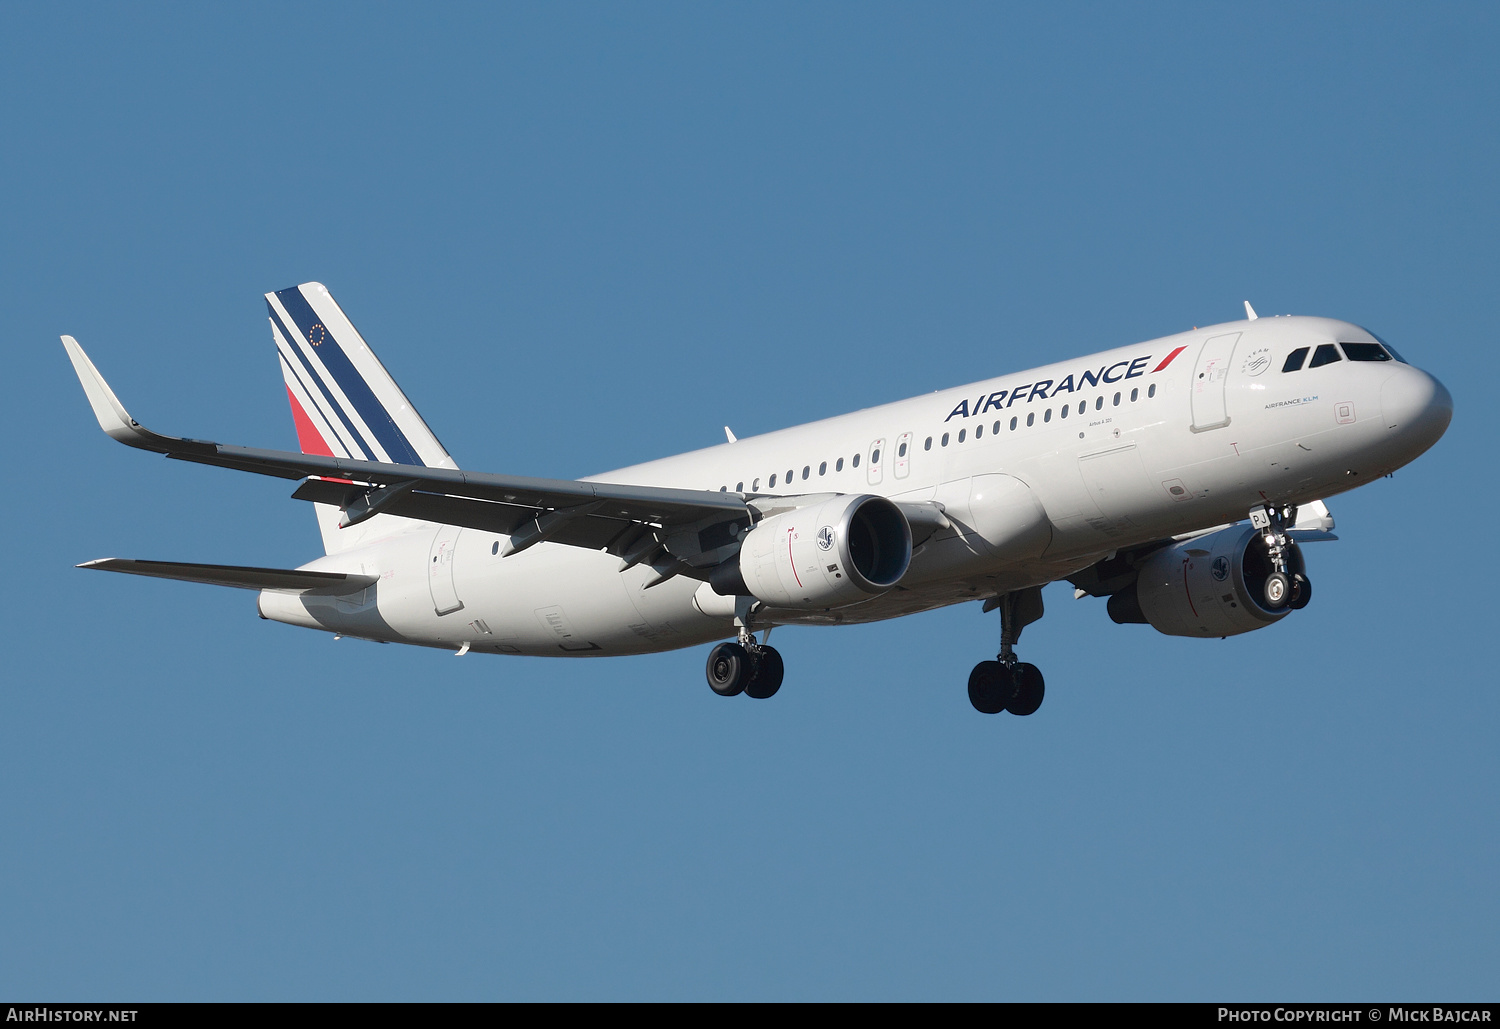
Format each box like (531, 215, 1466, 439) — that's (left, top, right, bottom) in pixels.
(2, 2, 1495, 1000)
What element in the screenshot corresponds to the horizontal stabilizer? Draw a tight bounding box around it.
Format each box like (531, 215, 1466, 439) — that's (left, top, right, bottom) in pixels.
(78, 558, 377, 594)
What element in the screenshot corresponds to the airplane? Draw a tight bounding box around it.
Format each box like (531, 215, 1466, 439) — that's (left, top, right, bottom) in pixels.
(62, 285, 1452, 715)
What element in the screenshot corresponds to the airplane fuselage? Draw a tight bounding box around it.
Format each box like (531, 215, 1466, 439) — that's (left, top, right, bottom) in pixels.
(258, 314, 1451, 657)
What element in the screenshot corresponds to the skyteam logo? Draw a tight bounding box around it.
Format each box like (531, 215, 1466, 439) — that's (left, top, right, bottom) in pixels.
(816, 526, 835, 551)
(1211, 556, 1230, 581)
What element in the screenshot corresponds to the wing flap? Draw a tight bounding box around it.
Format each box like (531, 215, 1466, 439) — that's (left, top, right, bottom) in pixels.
(78, 558, 378, 594)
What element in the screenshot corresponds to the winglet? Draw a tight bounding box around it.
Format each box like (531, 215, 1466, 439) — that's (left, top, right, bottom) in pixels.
(1243, 301, 1259, 321)
(61, 335, 146, 443)
(60, 336, 213, 456)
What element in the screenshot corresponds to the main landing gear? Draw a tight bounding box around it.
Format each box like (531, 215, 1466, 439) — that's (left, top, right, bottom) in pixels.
(968, 586, 1046, 716)
(706, 628, 784, 700)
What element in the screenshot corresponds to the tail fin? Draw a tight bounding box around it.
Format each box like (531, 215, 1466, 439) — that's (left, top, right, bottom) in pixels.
(267, 282, 455, 552)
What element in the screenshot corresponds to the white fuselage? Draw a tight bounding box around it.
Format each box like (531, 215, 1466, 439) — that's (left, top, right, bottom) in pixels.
(258, 315, 1451, 656)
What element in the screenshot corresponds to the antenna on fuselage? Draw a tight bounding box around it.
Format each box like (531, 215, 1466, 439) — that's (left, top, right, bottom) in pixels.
(724, 426, 738, 443)
(1244, 301, 1259, 321)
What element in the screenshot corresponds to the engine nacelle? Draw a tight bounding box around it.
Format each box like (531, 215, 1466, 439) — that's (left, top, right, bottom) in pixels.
(712, 494, 912, 609)
(1110, 525, 1307, 638)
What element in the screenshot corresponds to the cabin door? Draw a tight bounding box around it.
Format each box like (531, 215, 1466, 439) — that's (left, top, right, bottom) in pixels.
(428, 527, 464, 616)
(1190, 332, 1240, 431)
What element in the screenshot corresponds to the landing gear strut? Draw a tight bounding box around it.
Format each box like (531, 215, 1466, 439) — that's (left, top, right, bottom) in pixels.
(1250, 503, 1311, 610)
(969, 587, 1046, 716)
(706, 625, 783, 699)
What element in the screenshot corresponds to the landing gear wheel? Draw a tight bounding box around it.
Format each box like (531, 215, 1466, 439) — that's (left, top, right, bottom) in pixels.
(1006, 663, 1045, 716)
(967, 660, 1014, 715)
(1288, 573, 1312, 610)
(745, 646, 784, 699)
(706, 641, 751, 697)
(1263, 571, 1291, 609)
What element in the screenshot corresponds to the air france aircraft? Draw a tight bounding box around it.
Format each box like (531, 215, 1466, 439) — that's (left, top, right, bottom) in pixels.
(63, 284, 1452, 714)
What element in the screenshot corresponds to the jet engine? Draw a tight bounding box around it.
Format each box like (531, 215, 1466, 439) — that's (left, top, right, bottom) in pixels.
(1107, 525, 1308, 638)
(710, 494, 911, 609)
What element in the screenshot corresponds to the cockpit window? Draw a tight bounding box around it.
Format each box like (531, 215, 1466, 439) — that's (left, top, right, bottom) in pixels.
(1282, 347, 1309, 372)
(1340, 342, 1393, 362)
(1364, 330, 1407, 363)
(1309, 343, 1342, 369)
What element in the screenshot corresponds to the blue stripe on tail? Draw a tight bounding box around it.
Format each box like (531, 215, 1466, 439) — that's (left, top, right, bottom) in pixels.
(267, 303, 373, 461)
(272, 287, 425, 467)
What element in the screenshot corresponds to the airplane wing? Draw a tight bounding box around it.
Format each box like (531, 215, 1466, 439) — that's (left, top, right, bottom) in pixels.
(63, 336, 852, 576)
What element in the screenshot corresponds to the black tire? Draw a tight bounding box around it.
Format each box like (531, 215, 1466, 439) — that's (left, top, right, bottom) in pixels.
(745, 646, 785, 699)
(1288, 573, 1312, 610)
(967, 660, 1012, 715)
(1007, 663, 1045, 716)
(1263, 571, 1291, 609)
(706, 641, 750, 696)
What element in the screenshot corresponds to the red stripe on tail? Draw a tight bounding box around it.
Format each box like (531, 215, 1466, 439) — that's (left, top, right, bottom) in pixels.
(286, 386, 336, 457)
(285, 387, 353, 485)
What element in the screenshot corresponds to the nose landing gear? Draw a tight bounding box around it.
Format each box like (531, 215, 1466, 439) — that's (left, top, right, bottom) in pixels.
(968, 586, 1046, 716)
(1251, 503, 1313, 611)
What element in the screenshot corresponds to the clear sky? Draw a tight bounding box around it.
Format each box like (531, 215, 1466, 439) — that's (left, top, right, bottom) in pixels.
(2, 2, 1495, 1001)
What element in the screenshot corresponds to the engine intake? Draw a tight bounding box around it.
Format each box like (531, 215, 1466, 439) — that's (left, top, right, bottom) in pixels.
(711, 494, 912, 609)
(1110, 525, 1307, 638)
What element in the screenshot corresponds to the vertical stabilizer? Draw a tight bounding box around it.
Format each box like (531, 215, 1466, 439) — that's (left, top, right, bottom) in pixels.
(267, 282, 456, 553)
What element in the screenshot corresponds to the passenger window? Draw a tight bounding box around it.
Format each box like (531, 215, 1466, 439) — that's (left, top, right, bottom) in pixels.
(818, 462, 826, 476)
(923, 437, 932, 451)
(769, 474, 777, 488)
(1113, 392, 1121, 406)
(1341, 342, 1392, 362)
(942, 433, 949, 446)
(752, 478, 759, 491)
(1026, 412, 1034, 427)
(736, 482, 743, 492)
(786, 469, 794, 483)
(1148, 384, 1156, 398)
(992, 420, 1000, 434)
(1010, 417, 1017, 430)
(1282, 347, 1309, 372)
(720, 486, 727, 492)
(852, 453, 860, 468)
(899, 441, 908, 455)
(1043, 408, 1051, 422)
(802, 465, 810, 480)
(1078, 401, 1086, 414)
(1095, 397, 1103, 410)
(1309, 344, 1341, 368)
(1130, 388, 1138, 402)
(836, 457, 844, 470)
(871, 449, 880, 464)
(957, 430, 965, 443)
(1060, 404, 1069, 419)
(974, 425, 983, 439)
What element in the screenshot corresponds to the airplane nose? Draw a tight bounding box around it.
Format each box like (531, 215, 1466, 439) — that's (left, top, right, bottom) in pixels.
(1380, 366, 1453, 452)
